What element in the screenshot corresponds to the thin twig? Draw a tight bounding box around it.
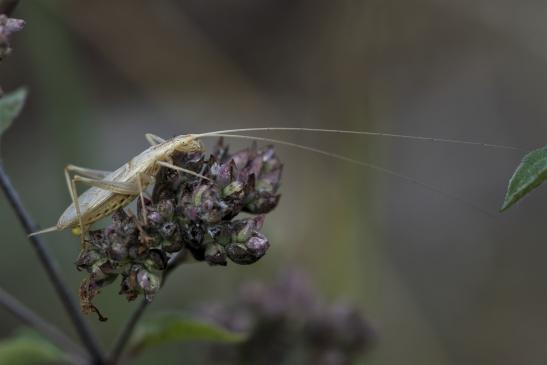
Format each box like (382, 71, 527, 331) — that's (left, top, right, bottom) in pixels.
(108, 249, 191, 363)
(0, 161, 105, 364)
(0, 286, 88, 363)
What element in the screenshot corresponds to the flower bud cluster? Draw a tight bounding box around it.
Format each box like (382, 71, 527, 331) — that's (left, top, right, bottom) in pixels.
(0, 14, 24, 60)
(76, 139, 282, 319)
(202, 271, 373, 365)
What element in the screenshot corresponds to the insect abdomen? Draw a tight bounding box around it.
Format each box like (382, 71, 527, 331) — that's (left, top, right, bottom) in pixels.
(58, 194, 137, 230)
(82, 194, 137, 226)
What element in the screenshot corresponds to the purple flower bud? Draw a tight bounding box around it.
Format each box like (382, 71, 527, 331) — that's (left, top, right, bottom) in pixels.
(222, 181, 244, 198)
(226, 232, 269, 265)
(162, 238, 183, 253)
(186, 185, 227, 223)
(212, 160, 236, 188)
(205, 243, 227, 266)
(111, 209, 136, 237)
(119, 268, 139, 301)
(128, 245, 147, 260)
(259, 145, 282, 173)
(0, 15, 24, 59)
(98, 261, 118, 275)
(256, 169, 283, 193)
(225, 243, 251, 264)
(244, 192, 280, 214)
(105, 227, 124, 248)
(246, 232, 270, 258)
(108, 241, 128, 261)
(157, 199, 175, 220)
(181, 223, 205, 249)
(247, 155, 264, 178)
(231, 148, 252, 170)
(233, 216, 265, 243)
(160, 221, 177, 239)
(212, 137, 230, 161)
(147, 249, 167, 270)
(137, 268, 161, 301)
(87, 230, 107, 248)
(173, 151, 205, 172)
(137, 269, 160, 300)
(207, 223, 233, 246)
(75, 249, 102, 271)
(147, 211, 162, 226)
(188, 244, 206, 262)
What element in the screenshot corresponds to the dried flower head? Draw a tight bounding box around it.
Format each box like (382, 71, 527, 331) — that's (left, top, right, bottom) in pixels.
(201, 271, 374, 365)
(76, 139, 282, 319)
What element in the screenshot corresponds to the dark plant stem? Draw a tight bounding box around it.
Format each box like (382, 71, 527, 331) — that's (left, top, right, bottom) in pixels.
(108, 249, 191, 363)
(0, 286, 88, 363)
(108, 299, 149, 365)
(0, 161, 105, 364)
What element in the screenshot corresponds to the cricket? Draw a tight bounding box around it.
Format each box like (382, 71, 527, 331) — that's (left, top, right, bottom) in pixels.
(30, 127, 519, 242)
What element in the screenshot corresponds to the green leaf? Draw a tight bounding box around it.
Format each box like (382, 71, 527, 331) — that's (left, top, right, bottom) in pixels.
(0, 87, 27, 138)
(0, 331, 65, 365)
(130, 313, 246, 355)
(501, 145, 547, 211)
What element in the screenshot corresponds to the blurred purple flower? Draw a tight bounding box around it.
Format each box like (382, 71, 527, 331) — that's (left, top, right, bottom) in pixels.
(0, 14, 24, 60)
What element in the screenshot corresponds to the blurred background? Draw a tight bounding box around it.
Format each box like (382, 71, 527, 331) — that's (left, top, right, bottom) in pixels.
(0, 0, 546, 364)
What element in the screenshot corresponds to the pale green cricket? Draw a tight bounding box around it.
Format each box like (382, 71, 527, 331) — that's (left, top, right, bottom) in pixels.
(29, 127, 518, 241)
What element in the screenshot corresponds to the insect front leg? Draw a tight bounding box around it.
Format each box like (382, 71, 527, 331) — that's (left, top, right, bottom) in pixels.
(65, 165, 114, 243)
(145, 133, 166, 146)
(64, 166, 87, 245)
(65, 164, 111, 180)
(136, 173, 151, 225)
(155, 161, 211, 181)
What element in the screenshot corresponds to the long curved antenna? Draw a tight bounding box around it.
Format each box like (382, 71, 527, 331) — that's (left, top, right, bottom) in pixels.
(198, 133, 497, 218)
(195, 127, 521, 151)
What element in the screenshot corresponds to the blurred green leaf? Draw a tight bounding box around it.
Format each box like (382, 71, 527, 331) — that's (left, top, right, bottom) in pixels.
(0, 87, 27, 139)
(501, 145, 547, 211)
(131, 313, 246, 355)
(0, 331, 64, 365)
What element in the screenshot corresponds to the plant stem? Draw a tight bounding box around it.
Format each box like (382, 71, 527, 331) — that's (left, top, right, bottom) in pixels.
(108, 299, 149, 364)
(108, 249, 191, 363)
(0, 286, 88, 363)
(0, 161, 105, 364)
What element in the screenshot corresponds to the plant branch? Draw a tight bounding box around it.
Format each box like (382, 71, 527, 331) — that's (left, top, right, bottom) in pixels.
(0, 161, 105, 364)
(108, 299, 148, 365)
(108, 249, 192, 364)
(0, 286, 88, 363)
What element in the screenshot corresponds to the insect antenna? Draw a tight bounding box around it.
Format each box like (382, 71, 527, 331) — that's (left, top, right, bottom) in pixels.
(195, 127, 522, 151)
(197, 132, 498, 218)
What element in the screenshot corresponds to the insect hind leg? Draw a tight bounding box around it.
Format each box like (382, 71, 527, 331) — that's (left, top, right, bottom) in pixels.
(64, 166, 87, 246)
(66, 164, 111, 180)
(137, 174, 148, 225)
(145, 133, 166, 146)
